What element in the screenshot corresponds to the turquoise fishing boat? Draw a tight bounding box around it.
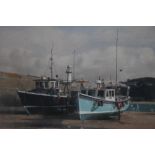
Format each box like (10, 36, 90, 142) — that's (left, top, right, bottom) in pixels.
(76, 29, 130, 120)
(76, 87, 130, 120)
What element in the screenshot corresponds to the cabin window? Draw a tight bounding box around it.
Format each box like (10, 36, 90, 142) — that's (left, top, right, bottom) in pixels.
(106, 91, 109, 97)
(98, 90, 104, 97)
(44, 82, 49, 88)
(105, 90, 115, 98)
(50, 81, 56, 88)
(55, 81, 59, 88)
(40, 82, 44, 88)
(112, 91, 114, 97)
(109, 91, 112, 97)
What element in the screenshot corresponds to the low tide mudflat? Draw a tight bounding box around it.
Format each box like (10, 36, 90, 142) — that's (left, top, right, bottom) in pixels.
(0, 106, 155, 129)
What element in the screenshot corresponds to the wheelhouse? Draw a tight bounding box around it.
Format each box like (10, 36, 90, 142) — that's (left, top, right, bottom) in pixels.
(105, 88, 115, 101)
(35, 78, 59, 90)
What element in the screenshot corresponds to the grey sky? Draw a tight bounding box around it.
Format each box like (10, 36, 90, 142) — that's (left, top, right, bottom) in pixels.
(0, 26, 155, 82)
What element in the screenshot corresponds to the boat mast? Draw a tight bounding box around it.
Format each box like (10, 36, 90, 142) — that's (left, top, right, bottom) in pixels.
(115, 29, 119, 86)
(50, 47, 54, 79)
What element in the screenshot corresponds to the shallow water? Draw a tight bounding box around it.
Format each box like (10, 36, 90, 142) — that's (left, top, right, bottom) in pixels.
(127, 102, 155, 112)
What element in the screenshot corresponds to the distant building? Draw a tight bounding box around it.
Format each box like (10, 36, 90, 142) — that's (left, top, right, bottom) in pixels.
(125, 77, 155, 101)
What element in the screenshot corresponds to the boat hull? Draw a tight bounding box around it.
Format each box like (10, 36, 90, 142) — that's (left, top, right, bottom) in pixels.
(78, 93, 130, 120)
(17, 91, 71, 114)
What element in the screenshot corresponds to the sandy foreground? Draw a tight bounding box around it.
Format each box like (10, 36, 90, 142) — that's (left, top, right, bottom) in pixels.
(0, 106, 155, 129)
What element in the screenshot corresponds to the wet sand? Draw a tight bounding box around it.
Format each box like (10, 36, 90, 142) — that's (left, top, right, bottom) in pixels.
(0, 106, 155, 129)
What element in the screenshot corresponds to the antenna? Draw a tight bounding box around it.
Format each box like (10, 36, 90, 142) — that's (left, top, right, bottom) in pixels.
(115, 29, 119, 86)
(50, 45, 54, 79)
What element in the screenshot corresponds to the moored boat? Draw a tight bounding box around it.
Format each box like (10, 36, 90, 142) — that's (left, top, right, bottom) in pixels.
(76, 86, 130, 120)
(17, 76, 71, 114)
(17, 47, 74, 114)
(75, 29, 130, 120)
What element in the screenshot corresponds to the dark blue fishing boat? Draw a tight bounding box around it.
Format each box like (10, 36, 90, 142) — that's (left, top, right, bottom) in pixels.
(17, 48, 74, 114)
(17, 77, 70, 114)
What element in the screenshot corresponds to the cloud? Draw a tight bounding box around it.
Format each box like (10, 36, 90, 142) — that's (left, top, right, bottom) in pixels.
(0, 47, 49, 75)
(0, 26, 155, 82)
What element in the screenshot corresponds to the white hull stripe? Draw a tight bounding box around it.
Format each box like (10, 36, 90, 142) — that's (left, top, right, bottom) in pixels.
(24, 105, 71, 108)
(79, 110, 125, 115)
(18, 91, 67, 98)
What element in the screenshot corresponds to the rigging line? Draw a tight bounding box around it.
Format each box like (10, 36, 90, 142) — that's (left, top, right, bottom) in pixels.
(51, 50, 58, 77)
(50, 48, 58, 78)
(50, 47, 54, 79)
(53, 62, 58, 77)
(116, 29, 119, 86)
(43, 59, 50, 76)
(73, 49, 76, 80)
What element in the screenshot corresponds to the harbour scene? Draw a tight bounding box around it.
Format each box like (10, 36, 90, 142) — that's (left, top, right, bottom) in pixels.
(0, 26, 155, 128)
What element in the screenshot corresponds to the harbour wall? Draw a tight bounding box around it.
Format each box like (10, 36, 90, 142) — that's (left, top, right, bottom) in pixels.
(127, 102, 155, 112)
(0, 72, 36, 106)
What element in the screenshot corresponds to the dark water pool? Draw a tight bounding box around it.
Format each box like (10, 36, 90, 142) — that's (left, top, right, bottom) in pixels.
(127, 102, 155, 112)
